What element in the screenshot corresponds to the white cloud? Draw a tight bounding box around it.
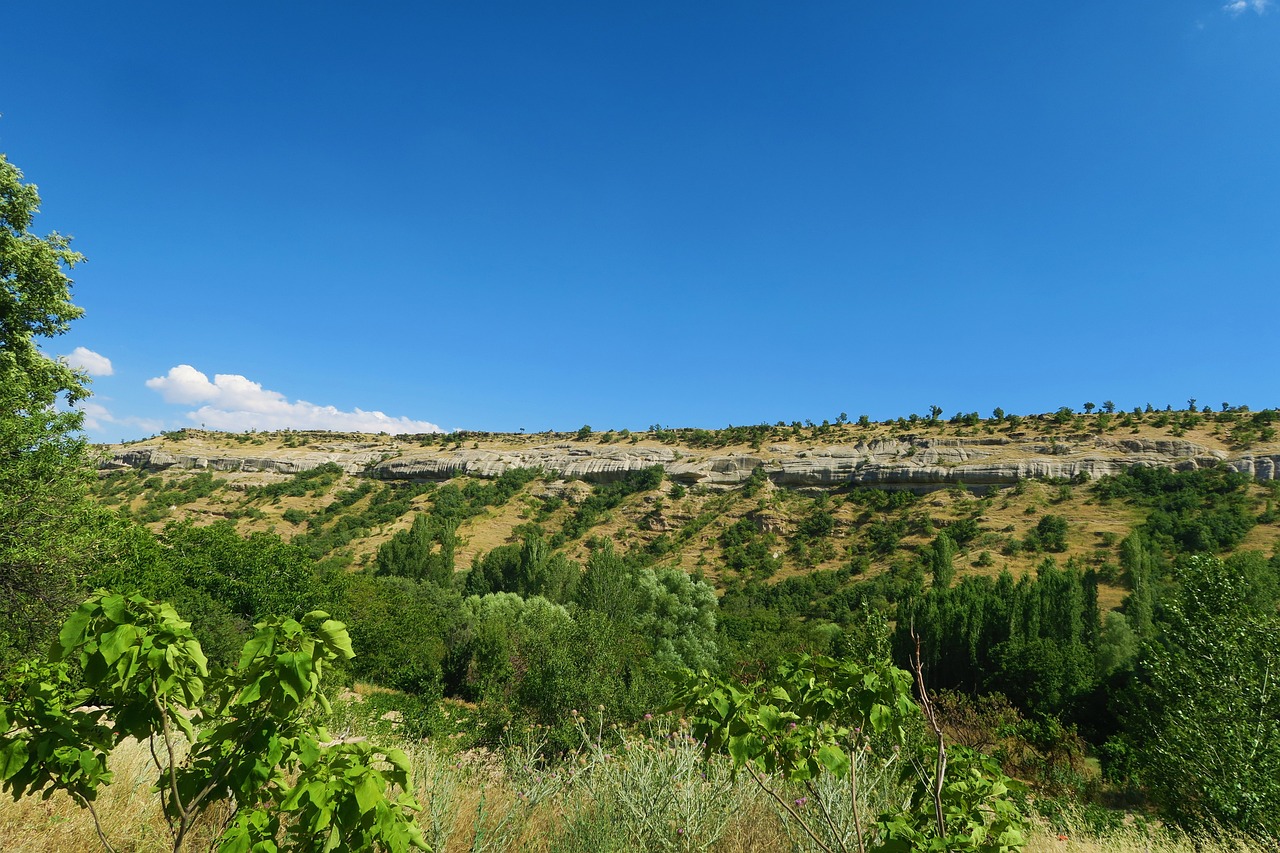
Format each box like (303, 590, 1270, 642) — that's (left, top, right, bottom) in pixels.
(78, 400, 164, 434)
(146, 365, 444, 434)
(147, 364, 233, 404)
(1224, 0, 1269, 15)
(60, 346, 114, 376)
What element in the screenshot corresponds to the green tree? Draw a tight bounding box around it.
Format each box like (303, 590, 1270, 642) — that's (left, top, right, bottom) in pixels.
(0, 152, 95, 665)
(925, 532, 958, 589)
(376, 513, 456, 586)
(0, 592, 427, 852)
(632, 567, 719, 672)
(1123, 555, 1280, 838)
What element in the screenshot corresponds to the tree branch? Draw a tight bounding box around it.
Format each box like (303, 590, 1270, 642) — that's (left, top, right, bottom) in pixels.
(910, 624, 947, 841)
(743, 763, 836, 853)
(71, 791, 119, 853)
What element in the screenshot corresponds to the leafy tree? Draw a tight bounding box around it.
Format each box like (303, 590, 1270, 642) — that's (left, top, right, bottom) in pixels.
(464, 530, 578, 602)
(1025, 514, 1068, 553)
(1122, 555, 1280, 838)
(925, 532, 958, 589)
(674, 653, 1027, 852)
(0, 152, 97, 665)
(343, 574, 458, 697)
(376, 512, 456, 585)
(632, 567, 719, 672)
(575, 540, 638, 622)
(0, 591, 427, 852)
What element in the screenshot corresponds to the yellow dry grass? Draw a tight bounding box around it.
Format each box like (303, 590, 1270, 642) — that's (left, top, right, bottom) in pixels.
(3, 736, 1271, 852)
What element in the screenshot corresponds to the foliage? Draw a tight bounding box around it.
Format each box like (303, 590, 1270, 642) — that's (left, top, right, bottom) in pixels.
(720, 517, 783, 578)
(631, 567, 719, 672)
(560, 466, 664, 541)
(342, 574, 458, 698)
(895, 562, 1100, 719)
(1023, 514, 1068, 553)
(1093, 465, 1256, 554)
(0, 152, 95, 665)
(674, 653, 1027, 853)
(376, 513, 457, 586)
(1120, 555, 1280, 839)
(464, 530, 578, 602)
(250, 462, 345, 500)
(0, 591, 426, 852)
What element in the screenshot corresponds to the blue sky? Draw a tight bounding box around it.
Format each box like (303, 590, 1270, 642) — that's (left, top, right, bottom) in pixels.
(5, 2, 1278, 442)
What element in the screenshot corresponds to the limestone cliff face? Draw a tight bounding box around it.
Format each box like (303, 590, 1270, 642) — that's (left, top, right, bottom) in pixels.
(100, 434, 1280, 492)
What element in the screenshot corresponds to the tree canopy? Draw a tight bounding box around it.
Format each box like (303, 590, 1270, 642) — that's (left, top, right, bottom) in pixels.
(0, 152, 95, 664)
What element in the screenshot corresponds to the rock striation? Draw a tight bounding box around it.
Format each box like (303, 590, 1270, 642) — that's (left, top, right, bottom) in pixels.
(99, 434, 1280, 493)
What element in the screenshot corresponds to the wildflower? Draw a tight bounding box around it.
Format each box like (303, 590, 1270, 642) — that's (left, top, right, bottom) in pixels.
(643, 713, 653, 721)
(795, 796, 809, 807)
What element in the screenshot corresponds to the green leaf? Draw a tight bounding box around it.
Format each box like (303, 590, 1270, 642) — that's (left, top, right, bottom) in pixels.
(870, 702, 890, 734)
(185, 639, 209, 678)
(99, 593, 128, 625)
(97, 625, 139, 666)
(817, 743, 850, 777)
(53, 604, 95, 660)
(1, 739, 30, 781)
(708, 689, 730, 719)
(757, 704, 782, 733)
(316, 620, 355, 660)
(354, 774, 382, 814)
(384, 747, 412, 777)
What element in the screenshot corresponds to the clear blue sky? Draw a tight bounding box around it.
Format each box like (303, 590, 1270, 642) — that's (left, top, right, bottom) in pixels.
(6, 2, 1278, 441)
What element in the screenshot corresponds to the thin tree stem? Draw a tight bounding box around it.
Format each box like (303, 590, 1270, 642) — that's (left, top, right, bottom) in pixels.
(804, 776, 851, 853)
(848, 741, 867, 853)
(911, 625, 947, 841)
(744, 763, 836, 853)
(71, 792, 119, 853)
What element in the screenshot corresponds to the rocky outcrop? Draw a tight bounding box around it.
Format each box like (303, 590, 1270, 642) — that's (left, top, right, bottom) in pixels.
(99, 434, 1276, 492)
(98, 447, 380, 475)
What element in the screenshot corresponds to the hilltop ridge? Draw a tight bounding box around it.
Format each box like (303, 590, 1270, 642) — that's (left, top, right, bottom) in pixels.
(91, 408, 1280, 599)
(101, 409, 1280, 490)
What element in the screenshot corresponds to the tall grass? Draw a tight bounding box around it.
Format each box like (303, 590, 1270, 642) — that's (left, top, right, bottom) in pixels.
(1, 719, 1274, 852)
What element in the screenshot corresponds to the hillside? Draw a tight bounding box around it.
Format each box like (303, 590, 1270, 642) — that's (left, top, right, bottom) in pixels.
(92, 408, 1280, 609)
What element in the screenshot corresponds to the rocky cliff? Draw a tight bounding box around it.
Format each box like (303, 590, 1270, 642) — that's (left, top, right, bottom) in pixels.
(99, 433, 1280, 492)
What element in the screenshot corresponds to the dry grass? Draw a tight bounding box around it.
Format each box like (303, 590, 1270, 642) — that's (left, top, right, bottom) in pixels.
(0, 738, 226, 853)
(5, 732, 1274, 853)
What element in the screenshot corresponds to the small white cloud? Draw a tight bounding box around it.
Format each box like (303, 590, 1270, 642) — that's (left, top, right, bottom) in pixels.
(145, 364, 220, 404)
(146, 365, 444, 434)
(60, 346, 114, 376)
(1224, 0, 1269, 15)
(78, 400, 164, 434)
